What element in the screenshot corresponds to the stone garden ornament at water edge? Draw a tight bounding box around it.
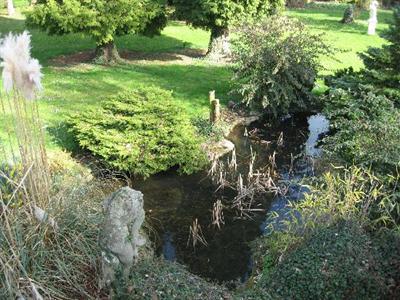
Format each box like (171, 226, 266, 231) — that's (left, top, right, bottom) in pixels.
(368, 0, 379, 35)
(100, 187, 146, 288)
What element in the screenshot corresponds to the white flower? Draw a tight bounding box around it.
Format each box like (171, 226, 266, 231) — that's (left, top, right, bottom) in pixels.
(0, 31, 42, 100)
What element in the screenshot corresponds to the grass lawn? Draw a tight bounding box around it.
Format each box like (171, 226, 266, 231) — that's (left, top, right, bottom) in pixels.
(287, 2, 392, 73)
(0, 2, 393, 152)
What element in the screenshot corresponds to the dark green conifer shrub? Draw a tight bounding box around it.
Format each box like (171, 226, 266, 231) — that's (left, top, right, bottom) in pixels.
(68, 86, 207, 178)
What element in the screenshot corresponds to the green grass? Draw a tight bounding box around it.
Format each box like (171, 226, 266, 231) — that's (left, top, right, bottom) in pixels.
(0, 2, 393, 152)
(0, 9, 228, 151)
(287, 2, 391, 73)
(40, 63, 231, 150)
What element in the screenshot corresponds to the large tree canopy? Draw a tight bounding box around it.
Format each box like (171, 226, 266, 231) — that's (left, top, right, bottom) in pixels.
(172, 0, 284, 58)
(27, 0, 167, 62)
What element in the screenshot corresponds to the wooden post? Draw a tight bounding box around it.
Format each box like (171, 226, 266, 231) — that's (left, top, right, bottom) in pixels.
(210, 99, 220, 124)
(209, 90, 215, 103)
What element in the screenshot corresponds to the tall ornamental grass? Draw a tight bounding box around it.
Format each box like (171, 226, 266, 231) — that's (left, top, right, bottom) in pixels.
(0, 31, 50, 206)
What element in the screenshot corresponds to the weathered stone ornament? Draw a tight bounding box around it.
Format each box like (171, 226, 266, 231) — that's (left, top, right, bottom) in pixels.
(7, 0, 15, 16)
(100, 187, 146, 288)
(368, 0, 379, 35)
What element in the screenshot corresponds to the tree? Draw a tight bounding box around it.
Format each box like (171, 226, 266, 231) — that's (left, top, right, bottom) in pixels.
(171, 0, 283, 59)
(341, 5, 355, 24)
(27, 0, 167, 63)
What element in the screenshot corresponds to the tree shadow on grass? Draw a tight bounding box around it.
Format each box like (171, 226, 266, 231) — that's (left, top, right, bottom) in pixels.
(0, 16, 205, 66)
(48, 48, 206, 67)
(289, 2, 394, 35)
(297, 16, 372, 35)
(47, 122, 80, 154)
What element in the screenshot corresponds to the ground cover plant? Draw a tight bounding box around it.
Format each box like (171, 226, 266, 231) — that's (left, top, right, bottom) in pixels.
(323, 85, 400, 173)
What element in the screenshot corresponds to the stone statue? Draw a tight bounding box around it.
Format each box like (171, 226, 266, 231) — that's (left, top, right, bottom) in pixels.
(368, 0, 379, 35)
(7, 0, 15, 16)
(100, 187, 146, 288)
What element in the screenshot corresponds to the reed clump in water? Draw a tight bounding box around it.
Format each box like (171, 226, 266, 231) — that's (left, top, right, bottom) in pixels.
(209, 145, 283, 220)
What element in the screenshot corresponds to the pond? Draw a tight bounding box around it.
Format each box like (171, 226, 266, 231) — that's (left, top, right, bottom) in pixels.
(133, 113, 329, 283)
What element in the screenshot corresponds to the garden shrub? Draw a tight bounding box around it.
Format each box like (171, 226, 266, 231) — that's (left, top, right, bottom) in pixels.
(68, 86, 207, 178)
(323, 87, 400, 174)
(231, 16, 332, 118)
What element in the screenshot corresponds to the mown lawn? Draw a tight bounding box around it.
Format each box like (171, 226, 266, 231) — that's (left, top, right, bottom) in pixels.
(0, 2, 392, 151)
(287, 2, 392, 73)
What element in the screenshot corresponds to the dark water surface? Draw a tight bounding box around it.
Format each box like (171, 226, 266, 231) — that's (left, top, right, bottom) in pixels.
(133, 113, 329, 283)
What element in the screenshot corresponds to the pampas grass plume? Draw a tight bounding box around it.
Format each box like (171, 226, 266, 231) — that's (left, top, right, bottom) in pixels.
(0, 31, 42, 100)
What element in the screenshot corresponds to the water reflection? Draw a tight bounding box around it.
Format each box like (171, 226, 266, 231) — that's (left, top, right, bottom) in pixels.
(133, 113, 329, 283)
(305, 114, 329, 157)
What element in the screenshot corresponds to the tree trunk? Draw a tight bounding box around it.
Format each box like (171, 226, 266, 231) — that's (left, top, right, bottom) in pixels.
(207, 27, 230, 60)
(341, 5, 355, 24)
(7, 0, 15, 16)
(95, 41, 121, 64)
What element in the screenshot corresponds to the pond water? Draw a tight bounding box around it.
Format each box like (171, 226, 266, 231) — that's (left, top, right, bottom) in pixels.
(133, 113, 329, 283)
